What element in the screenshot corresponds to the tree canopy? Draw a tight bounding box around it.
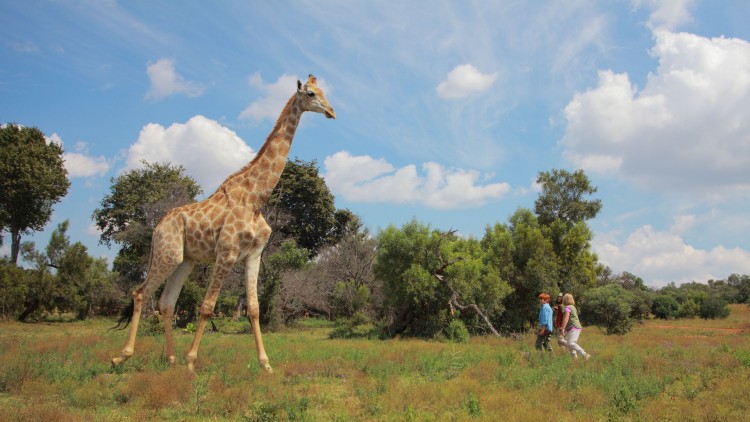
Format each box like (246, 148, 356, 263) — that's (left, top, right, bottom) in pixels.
(0, 123, 70, 264)
(264, 158, 340, 257)
(534, 168, 602, 226)
(92, 161, 202, 287)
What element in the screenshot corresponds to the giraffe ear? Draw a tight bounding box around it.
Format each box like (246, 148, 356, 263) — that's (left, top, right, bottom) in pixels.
(297, 80, 302, 91)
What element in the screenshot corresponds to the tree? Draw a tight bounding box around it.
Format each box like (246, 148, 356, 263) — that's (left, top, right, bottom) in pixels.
(92, 161, 202, 289)
(652, 294, 679, 319)
(483, 209, 557, 332)
(0, 124, 70, 264)
(581, 284, 634, 335)
(316, 225, 379, 320)
(727, 273, 750, 304)
(259, 240, 310, 329)
(0, 258, 29, 319)
(534, 168, 602, 226)
(699, 295, 730, 319)
(263, 158, 338, 257)
(17, 221, 117, 321)
(374, 219, 511, 338)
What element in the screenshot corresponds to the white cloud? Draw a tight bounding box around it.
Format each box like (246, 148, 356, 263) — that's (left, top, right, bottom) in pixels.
(436, 64, 498, 99)
(561, 30, 750, 197)
(144, 58, 205, 101)
(64, 152, 110, 178)
(125, 115, 255, 193)
(323, 151, 510, 209)
(46, 134, 110, 178)
(240, 73, 333, 121)
(634, 0, 696, 31)
(594, 224, 750, 287)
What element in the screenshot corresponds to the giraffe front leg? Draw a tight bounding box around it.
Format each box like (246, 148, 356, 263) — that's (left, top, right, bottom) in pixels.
(162, 311, 176, 365)
(185, 260, 232, 371)
(246, 251, 272, 373)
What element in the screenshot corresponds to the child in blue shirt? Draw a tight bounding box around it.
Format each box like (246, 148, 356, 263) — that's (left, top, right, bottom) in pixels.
(535, 293, 553, 351)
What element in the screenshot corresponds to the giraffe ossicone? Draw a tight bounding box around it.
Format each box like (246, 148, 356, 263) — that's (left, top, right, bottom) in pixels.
(111, 74, 335, 373)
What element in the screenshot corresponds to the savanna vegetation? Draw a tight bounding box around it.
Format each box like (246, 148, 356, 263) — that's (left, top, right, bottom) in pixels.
(2, 121, 750, 419)
(0, 305, 748, 421)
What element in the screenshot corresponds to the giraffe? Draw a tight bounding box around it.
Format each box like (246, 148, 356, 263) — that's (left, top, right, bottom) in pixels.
(111, 74, 335, 372)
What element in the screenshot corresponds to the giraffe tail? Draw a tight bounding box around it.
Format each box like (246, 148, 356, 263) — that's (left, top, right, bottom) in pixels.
(110, 299, 135, 331)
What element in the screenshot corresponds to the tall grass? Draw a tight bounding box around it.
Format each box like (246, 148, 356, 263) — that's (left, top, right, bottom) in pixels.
(0, 305, 748, 421)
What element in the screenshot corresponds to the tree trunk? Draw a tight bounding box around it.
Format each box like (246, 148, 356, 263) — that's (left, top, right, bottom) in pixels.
(10, 228, 21, 265)
(18, 300, 39, 322)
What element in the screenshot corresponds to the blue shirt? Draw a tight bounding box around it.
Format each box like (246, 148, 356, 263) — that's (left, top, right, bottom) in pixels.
(539, 303, 553, 332)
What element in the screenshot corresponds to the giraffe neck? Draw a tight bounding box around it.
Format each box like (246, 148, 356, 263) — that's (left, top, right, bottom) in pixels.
(218, 94, 303, 206)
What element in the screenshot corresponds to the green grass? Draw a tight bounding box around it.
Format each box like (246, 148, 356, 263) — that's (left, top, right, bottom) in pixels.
(0, 305, 748, 421)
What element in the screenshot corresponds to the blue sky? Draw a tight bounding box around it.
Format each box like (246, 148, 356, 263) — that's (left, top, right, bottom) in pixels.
(1, 0, 749, 287)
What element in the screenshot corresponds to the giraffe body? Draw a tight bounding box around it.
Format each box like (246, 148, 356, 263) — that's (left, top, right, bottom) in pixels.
(112, 75, 335, 372)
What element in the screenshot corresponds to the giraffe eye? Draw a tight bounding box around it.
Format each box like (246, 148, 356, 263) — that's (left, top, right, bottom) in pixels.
(306, 91, 315, 97)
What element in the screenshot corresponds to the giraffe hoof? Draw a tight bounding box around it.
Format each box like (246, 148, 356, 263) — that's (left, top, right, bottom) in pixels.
(111, 357, 123, 367)
(167, 356, 176, 366)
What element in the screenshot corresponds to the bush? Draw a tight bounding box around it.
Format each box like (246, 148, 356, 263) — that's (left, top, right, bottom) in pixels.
(581, 284, 634, 335)
(677, 299, 700, 319)
(652, 295, 679, 319)
(699, 295, 730, 319)
(444, 319, 470, 343)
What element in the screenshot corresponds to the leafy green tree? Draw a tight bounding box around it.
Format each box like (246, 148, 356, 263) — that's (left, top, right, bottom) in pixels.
(18, 241, 56, 321)
(534, 168, 602, 226)
(264, 159, 338, 257)
(677, 299, 700, 319)
(483, 209, 557, 332)
(92, 161, 202, 289)
(727, 273, 750, 304)
(0, 258, 29, 319)
(652, 294, 680, 319)
(534, 169, 601, 296)
(0, 124, 70, 264)
(375, 219, 511, 338)
(18, 221, 117, 320)
(699, 295, 730, 319)
(581, 284, 634, 335)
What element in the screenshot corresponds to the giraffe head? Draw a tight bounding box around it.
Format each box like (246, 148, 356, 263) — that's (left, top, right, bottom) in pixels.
(297, 74, 336, 119)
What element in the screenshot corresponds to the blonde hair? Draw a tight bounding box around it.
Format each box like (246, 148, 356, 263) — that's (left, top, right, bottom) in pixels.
(562, 293, 575, 306)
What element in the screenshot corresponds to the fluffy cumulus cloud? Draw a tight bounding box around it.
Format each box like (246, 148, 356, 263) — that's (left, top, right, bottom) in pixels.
(125, 115, 254, 193)
(436, 64, 498, 99)
(323, 151, 510, 209)
(144, 58, 205, 101)
(561, 30, 750, 196)
(240, 73, 332, 121)
(45, 133, 110, 178)
(593, 224, 750, 287)
(64, 152, 110, 178)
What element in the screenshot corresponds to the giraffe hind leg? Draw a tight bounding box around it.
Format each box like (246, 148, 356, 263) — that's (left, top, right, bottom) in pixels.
(158, 260, 194, 365)
(111, 255, 183, 367)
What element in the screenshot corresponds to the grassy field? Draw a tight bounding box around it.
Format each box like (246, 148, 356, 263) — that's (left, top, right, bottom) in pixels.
(1, 305, 748, 421)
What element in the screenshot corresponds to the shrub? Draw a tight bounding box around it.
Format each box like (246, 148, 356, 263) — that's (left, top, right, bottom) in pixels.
(699, 295, 730, 319)
(652, 295, 679, 319)
(445, 319, 470, 343)
(581, 284, 634, 335)
(677, 299, 700, 319)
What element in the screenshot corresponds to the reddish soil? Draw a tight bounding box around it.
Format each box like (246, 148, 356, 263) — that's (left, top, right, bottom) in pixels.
(646, 325, 744, 334)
